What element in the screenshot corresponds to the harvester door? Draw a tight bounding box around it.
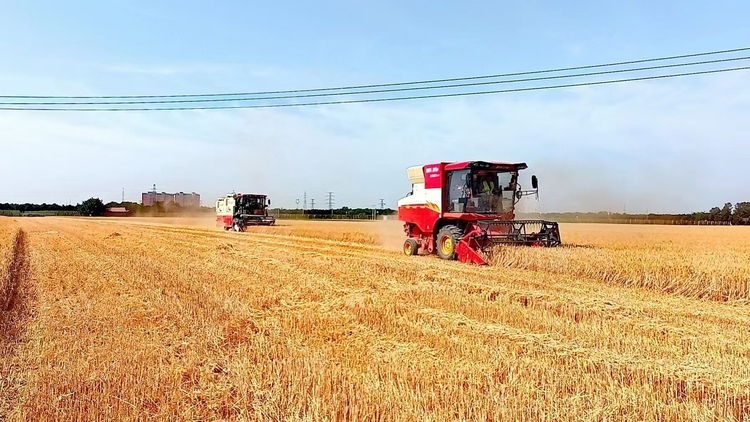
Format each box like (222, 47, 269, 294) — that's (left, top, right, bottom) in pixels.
(447, 169, 470, 213)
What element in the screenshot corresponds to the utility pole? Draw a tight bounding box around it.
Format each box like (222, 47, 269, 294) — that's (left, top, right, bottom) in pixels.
(122, 188, 125, 203)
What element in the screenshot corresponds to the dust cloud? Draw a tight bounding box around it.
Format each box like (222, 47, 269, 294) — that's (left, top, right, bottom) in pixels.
(527, 158, 621, 213)
(373, 220, 406, 252)
(527, 156, 706, 214)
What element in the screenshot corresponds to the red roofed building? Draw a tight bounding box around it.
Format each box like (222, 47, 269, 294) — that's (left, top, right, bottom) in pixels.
(103, 207, 131, 217)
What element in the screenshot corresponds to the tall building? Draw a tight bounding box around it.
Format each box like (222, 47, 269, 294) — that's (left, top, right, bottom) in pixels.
(141, 184, 200, 207)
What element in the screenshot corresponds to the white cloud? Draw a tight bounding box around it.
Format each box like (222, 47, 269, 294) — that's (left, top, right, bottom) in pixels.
(100, 62, 284, 78)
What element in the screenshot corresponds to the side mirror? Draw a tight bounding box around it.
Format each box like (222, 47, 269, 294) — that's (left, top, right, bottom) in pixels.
(531, 175, 538, 190)
(267, 199, 271, 206)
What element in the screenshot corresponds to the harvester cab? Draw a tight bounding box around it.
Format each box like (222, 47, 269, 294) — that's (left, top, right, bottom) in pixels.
(397, 161, 561, 265)
(216, 193, 275, 231)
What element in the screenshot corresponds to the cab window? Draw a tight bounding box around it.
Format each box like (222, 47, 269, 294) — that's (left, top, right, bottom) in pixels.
(446, 169, 471, 212)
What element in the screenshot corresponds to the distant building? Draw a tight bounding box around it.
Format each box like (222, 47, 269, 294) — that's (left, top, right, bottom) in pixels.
(141, 184, 200, 207)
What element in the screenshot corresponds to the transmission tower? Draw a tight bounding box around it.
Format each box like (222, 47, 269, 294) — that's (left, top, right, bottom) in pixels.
(326, 192, 334, 216)
(310, 198, 315, 209)
(303, 191, 307, 210)
(379, 199, 385, 210)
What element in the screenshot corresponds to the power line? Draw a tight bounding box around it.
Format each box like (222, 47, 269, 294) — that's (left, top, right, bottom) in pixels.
(3, 65, 748, 112)
(2, 46, 748, 100)
(4, 55, 748, 106)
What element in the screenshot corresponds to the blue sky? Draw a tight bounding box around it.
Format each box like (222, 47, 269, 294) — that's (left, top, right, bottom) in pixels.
(1, 0, 749, 213)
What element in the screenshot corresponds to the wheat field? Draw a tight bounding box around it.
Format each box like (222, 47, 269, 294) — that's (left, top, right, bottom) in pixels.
(1, 216, 750, 421)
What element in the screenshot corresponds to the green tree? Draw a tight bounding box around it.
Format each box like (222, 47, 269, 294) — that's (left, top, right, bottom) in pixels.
(709, 207, 721, 221)
(720, 202, 733, 222)
(733, 202, 750, 224)
(77, 198, 106, 216)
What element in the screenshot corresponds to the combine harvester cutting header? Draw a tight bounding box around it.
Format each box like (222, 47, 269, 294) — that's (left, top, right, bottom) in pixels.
(216, 193, 275, 231)
(397, 160, 561, 265)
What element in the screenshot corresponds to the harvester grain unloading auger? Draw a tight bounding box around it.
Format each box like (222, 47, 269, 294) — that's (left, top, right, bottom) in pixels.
(397, 161, 561, 265)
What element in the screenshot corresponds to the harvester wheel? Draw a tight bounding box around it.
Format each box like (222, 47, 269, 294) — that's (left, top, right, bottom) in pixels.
(403, 238, 418, 256)
(436, 225, 463, 260)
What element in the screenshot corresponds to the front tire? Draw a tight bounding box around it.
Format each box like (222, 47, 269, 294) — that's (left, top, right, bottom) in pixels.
(436, 225, 463, 260)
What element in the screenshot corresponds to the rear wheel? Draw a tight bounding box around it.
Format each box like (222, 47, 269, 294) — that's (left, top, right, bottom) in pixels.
(436, 225, 463, 260)
(403, 238, 418, 256)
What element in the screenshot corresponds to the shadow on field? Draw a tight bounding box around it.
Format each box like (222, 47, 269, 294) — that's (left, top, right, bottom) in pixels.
(0, 229, 36, 416)
(1, 229, 32, 336)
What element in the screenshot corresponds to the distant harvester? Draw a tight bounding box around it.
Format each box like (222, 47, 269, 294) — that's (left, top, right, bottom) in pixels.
(216, 193, 275, 231)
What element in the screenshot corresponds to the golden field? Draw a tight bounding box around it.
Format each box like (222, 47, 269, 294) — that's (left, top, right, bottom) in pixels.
(1, 216, 750, 421)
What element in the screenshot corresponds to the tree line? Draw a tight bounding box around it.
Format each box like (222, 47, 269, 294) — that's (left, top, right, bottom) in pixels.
(0, 202, 77, 212)
(102, 200, 213, 216)
(1, 199, 749, 224)
(273, 207, 396, 219)
(535, 202, 750, 225)
(0, 198, 212, 217)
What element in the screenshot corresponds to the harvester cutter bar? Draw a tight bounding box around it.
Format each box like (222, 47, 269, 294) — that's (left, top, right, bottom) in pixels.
(475, 219, 561, 247)
(455, 220, 561, 265)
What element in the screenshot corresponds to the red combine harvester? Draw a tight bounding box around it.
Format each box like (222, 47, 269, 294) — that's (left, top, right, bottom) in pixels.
(397, 161, 561, 265)
(216, 193, 275, 231)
